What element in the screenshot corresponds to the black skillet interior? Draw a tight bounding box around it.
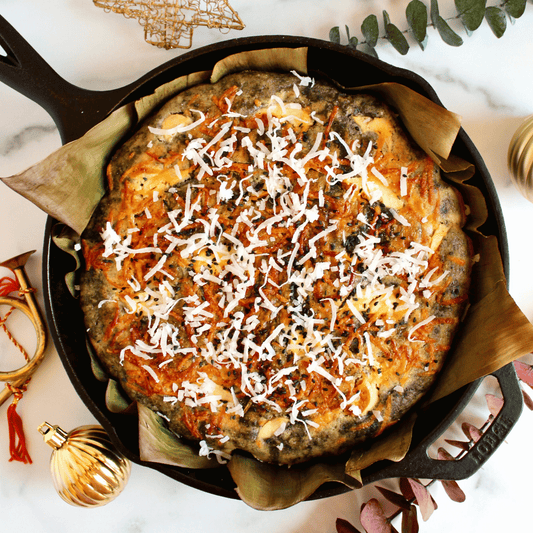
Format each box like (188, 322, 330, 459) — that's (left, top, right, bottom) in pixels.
(29, 34, 519, 500)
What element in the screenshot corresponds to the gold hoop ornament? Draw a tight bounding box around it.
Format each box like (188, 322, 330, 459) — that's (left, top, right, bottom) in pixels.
(0, 250, 47, 407)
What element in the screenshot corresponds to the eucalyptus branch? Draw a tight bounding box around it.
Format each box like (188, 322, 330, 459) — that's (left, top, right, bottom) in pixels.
(329, 0, 529, 57)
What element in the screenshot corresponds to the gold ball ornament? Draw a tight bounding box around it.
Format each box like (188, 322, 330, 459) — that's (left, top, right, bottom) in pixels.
(508, 115, 533, 203)
(38, 422, 131, 507)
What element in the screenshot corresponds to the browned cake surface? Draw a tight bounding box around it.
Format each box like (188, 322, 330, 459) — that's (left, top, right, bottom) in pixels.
(80, 70, 472, 465)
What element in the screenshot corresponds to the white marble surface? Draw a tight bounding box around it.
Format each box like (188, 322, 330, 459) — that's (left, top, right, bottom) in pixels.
(1, 1, 533, 531)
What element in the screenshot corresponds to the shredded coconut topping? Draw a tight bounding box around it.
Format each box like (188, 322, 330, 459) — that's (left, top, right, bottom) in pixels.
(94, 71, 459, 457)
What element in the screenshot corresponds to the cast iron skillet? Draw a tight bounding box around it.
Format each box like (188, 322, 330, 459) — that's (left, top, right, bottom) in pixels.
(0, 14, 523, 500)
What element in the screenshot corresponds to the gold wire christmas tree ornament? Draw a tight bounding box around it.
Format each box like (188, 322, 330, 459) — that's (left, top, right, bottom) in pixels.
(508, 115, 533, 203)
(93, 0, 245, 50)
(38, 422, 132, 507)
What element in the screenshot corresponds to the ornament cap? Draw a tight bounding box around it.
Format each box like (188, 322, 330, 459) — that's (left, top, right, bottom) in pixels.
(38, 422, 68, 450)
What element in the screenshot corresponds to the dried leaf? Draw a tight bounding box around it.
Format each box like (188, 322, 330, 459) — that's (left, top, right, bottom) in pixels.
(337, 518, 362, 533)
(86, 337, 108, 382)
(375, 486, 412, 511)
(105, 379, 132, 413)
(210, 48, 309, 84)
(50, 223, 81, 297)
(228, 453, 360, 511)
(514, 360, 533, 388)
(360, 499, 392, 533)
(401, 505, 419, 533)
(485, 393, 504, 417)
(406, 479, 436, 522)
(137, 404, 217, 469)
(1, 103, 135, 235)
(441, 479, 467, 503)
(462, 422, 483, 442)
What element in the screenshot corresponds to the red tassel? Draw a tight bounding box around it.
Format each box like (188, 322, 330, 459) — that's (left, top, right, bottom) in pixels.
(6, 398, 32, 464)
(0, 274, 19, 296)
(1, 273, 32, 464)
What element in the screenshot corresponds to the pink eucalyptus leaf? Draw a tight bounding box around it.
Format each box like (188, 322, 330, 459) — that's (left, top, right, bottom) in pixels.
(437, 447, 456, 461)
(375, 486, 411, 510)
(514, 360, 533, 388)
(406, 479, 436, 522)
(336, 518, 362, 533)
(399, 478, 415, 501)
(401, 505, 419, 533)
(444, 438, 470, 451)
(360, 498, 392, 533)
(461, 422, 482, 442)
(440, 479, 466, 503)
(522, 389, 533, 410)
(485, 394, 504, 417)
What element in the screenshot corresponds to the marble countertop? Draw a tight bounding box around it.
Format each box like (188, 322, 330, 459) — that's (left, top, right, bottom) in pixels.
(1, 1, 533, 531)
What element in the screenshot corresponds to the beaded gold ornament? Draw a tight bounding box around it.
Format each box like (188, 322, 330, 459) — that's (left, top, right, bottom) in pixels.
(93, 0, 245, 49)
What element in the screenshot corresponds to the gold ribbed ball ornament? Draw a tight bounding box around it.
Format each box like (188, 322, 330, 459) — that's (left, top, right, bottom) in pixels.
(508, 114, 533, 203)
(38, 422, 131, 507)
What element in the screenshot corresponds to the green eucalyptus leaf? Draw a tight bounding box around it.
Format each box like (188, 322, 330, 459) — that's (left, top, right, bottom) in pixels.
(364, 44, 379, 58)
(455, 0, 487, 31)
(430, 0, 440, 25)
(344, 24, 359, 49)
(485, 6, 507, 37)
(406, 0, 428, 44)
(503, 0, 527, 18)
(436, 16, 464, 46)
(361, 14, 380, 48)
(348, 36, 359, 49)
(329, 26, 341, 44)
(383, 11, 410, 55)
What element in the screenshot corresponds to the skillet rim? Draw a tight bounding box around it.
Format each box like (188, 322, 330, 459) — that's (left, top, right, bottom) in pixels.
(42, 34, 511, 501)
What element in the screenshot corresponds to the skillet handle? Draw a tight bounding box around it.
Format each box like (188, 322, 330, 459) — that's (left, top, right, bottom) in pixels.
(374, 363, 523, 481)
(0, 15, 128, 143)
